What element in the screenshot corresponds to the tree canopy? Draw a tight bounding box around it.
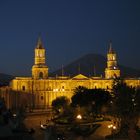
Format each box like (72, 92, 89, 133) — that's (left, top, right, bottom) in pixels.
(52, 96, 70, 113)
(111, 79, 140, 138)
(71, 86, 111, 114)
(112, 79, 140, 118)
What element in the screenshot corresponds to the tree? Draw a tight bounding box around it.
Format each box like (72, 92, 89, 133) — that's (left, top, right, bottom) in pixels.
(52, 96, 70, 114)
(71, 86, 111, 115)
(113, 80, 135, 116)
(111, 79, 140, 139)
(71, 86, 90, 107)
(135, 88, 140, 113)
(90, 89, 111, 115)
(73, 86, 88, 95)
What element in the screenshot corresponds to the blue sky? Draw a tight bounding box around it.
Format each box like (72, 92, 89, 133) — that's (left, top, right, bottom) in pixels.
(0, 0, 140, 76)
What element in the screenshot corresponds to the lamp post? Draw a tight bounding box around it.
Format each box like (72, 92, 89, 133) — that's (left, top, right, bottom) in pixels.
(108, 123, 117, 139)
(76, 114, 82, 120)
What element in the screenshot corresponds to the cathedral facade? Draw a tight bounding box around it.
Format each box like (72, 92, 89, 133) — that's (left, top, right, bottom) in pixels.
(10, 38, 140, 108)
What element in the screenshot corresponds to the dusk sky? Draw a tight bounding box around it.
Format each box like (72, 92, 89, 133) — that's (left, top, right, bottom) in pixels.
(0, 0, 140, 76)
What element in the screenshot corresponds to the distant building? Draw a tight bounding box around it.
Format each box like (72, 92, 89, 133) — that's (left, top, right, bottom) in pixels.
(10, 38, 140, 108)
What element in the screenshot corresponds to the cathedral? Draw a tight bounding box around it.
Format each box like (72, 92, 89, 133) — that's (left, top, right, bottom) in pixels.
(10, 38, 140, 108)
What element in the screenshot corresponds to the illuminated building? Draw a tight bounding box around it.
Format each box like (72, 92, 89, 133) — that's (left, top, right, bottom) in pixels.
(10, 38, 140, 108)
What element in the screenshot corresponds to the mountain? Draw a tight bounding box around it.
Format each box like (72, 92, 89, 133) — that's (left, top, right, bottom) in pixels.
(50, 53, 140, 78)
(0, 73, 14, 86)
(1, 53, 140, 86)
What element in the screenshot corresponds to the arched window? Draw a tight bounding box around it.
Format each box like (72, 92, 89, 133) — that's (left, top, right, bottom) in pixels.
(112, 56, 115, 60)
(39, 52, 43, 57)
(41, 95, 43, 100)
(39, 72, 43, 79)
(22, 86, 25, 91)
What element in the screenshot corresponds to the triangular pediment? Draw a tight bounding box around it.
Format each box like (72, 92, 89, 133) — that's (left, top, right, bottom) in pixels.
(72, 74, 88, 79)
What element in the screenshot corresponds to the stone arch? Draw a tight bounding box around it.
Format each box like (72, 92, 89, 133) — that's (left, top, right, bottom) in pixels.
(39, 72, 43, 79)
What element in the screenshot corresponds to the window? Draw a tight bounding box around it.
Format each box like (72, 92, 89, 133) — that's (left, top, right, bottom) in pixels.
(113, 56, 115, 60)
(39, 72, 43, 79)
(62, 86, 65, 91)
(40, 52, 43, 57)
(22, 86, 25, 91)
(41, 96, 43, 100)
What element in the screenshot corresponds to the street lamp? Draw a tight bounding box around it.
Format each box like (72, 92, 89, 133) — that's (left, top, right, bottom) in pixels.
(108, 124, 113, 129)
(108, 124, 117, 130)
(76, 114, 82, 120)
(108, 123, 117, 139)
(113, 126, 116, 130)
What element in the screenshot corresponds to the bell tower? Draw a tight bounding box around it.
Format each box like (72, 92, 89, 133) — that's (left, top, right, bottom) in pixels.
(105, 41, 120, 79)
(32, 37, 48, 79)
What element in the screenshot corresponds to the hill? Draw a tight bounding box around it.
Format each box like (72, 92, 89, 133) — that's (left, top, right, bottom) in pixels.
(0, 73, 14, 86)
(50, 53, 140, 78)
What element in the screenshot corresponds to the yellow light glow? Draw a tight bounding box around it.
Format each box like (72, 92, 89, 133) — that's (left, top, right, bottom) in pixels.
(108, 124, 117, 130)
(108, 124, 113, 128)
(108, 125, 111, 128)
(113, 126, 116, 129)
(76, 114, 82, 120)
(53, 88, 58, 92)
(13, 114, 17, 117)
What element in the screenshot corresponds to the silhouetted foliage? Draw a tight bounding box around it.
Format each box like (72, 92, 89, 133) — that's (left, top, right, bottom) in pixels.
(0, 97, 11, 125)
(134, 88, 140, 112)
(52, 96, 70, 114)
(111, 79, 140, 138)
(112, 80, 135, 116)
(73, 86, 88, 95)
(71, 86, 111, 114)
